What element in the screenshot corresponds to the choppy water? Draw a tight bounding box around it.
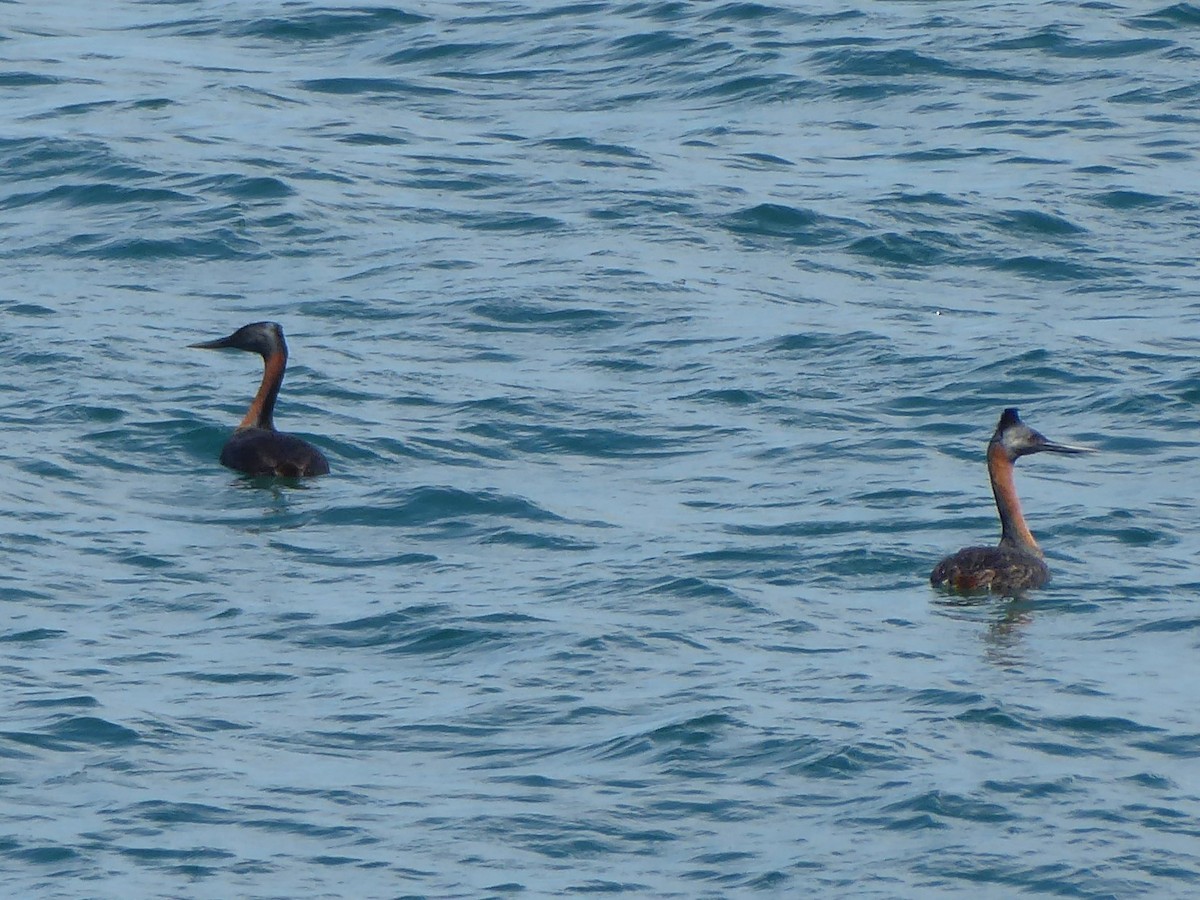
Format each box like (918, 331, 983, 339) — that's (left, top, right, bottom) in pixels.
(2, 1, 1200, 896)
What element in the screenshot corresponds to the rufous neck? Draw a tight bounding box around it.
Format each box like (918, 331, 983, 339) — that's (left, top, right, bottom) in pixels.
(237, 348, 286, 431)
(987, 443, 1041, 556)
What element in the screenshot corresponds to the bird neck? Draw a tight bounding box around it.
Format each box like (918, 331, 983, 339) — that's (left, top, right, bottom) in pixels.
(238, 348, 286, 431)
(987, 443, 1042, 556)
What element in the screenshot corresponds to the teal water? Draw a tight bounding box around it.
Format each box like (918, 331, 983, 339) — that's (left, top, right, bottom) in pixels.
(2, 1, 1199, 896)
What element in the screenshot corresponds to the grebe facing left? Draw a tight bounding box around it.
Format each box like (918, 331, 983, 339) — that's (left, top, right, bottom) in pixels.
(931, 408, 1093, 595)
(191, 322, 330, 478)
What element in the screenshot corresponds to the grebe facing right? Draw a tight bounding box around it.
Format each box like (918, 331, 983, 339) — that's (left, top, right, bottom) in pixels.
(931, 408, 1093, 595)
(191, 322, 330, 478)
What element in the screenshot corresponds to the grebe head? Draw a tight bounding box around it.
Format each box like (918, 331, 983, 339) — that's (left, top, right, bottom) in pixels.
(190, 322, 286, 359)
(991, 407, 1095, 462)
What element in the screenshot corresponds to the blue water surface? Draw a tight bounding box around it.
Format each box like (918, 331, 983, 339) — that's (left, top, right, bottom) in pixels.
(2, 1, 1199, 897)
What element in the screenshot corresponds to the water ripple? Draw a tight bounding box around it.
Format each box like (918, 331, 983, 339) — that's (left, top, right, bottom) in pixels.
(0, 0, 1198, 896)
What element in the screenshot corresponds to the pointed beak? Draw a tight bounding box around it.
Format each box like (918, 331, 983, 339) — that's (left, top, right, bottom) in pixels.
(1040, 438, 1097, 455)
(189, 334, 235, 350)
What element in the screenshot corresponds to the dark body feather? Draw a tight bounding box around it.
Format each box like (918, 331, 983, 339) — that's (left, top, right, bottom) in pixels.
(930, 544, 1050, 594)
(220, 427, 330, 478)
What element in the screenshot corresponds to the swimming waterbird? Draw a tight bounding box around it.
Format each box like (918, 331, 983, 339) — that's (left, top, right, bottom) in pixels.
(191, 322, 330, 478)
(931, 408, 1093, 594)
